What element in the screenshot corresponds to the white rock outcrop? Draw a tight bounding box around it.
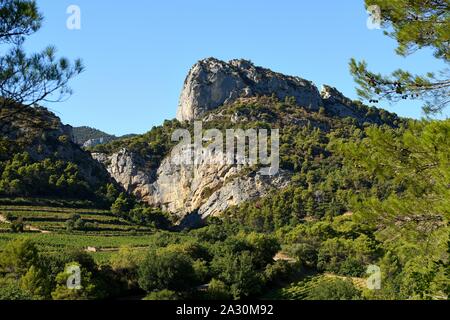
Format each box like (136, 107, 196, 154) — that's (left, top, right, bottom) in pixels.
(176, 58, 322, 122)
(93, 147, 290, 219)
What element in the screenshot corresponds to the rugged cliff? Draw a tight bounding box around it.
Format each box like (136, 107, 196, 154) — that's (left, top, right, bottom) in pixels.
(176, 58, 323, 122)
(93, 146, 290, 219)
(92, 58, 401, 220)
(176, 58, 391, 124)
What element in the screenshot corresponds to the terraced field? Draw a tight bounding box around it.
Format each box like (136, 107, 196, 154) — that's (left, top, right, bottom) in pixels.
(265, 274, 366, 300)
(0, 205, 153, 234)
(0, 204, 159, 262)
(264, 275, 332, 300)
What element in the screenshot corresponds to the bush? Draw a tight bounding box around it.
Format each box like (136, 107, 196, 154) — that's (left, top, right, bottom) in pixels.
(317, 235, 376, 277)
(0, 278, 33, 300)
(138, 250, 198, 293)
(211, 251, 265, 299)
(205, 279, 231, 300)
(128, 206, 171, 229)
(20, 266, 50, 300)
(0, 239, 39, 277)
(290, 243, 318, 267)
(144, 289, 179, 300)
(264, 260, 296, 285)
(10, 217, 25, 233)
(51, 262, 97, 300)
(110, 246, 145, 290)
(245, 233, 281, 269)
(111, 193, 133, 216)
(65, 214, 87, 231)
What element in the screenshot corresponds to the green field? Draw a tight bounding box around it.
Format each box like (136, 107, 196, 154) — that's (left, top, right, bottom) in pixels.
(264, 275, 336, 300)
(0, 205, 153, 234)
(0, 204, 159, 262)
(265, 274, 367, 300)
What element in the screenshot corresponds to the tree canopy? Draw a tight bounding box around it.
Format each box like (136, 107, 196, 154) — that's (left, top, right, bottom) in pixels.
(350, 0, 449, 114)
(0, 0, 83, 126)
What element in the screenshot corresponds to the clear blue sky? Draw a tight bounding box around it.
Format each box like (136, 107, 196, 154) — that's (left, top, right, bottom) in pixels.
(23, 0, 448, 135)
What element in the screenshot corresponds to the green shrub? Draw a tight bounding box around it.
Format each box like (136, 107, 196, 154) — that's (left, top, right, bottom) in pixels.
(205, 279, 231, 300)
(307, 278, 362, 300)
(138, 250, 198, 293)
(144, 289, 179, 300)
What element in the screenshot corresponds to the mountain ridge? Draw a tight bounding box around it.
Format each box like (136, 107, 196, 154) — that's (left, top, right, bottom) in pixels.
(92, 62, 402, 220)
(176, 58, 391, 124)
(0, 105, 115, 205)
(0, 58, 403, 221)
(72, 126, 137, 148)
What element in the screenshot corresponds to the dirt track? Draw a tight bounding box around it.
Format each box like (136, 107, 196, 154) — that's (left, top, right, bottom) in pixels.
(0, 213, 51, 233)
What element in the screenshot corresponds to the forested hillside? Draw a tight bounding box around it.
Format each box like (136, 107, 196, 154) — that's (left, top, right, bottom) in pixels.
(0, 104, 116, 206)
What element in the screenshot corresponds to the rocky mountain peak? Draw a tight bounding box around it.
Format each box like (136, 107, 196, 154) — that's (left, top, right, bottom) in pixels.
(176, 58, 322, 122)
(229, 58, 254, 69)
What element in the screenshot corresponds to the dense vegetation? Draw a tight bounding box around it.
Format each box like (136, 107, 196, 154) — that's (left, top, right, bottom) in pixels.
(0, 225, 292, 300)
(225, 117, 449, 300)
(0, 106, 116, 206)
(90, 119, 188, 172)
(2, 98, 447, 300)
(0, 104, 171, 231)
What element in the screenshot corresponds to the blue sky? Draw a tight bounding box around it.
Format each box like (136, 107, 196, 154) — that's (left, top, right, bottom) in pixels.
(23, 0, 448, 135)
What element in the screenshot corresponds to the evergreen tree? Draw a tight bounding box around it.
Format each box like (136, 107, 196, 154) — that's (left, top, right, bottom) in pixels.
(338, 120, 449, 299)
(0, 0, 83, 127)
(350, 0, 449, 113)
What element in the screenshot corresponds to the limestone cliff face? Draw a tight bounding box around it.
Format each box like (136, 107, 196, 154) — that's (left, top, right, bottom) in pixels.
(176, 58, 322, 122)
(93, 58, 394, 220)
(92, 150, 153, 200)
(93, 148, 290, 219)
